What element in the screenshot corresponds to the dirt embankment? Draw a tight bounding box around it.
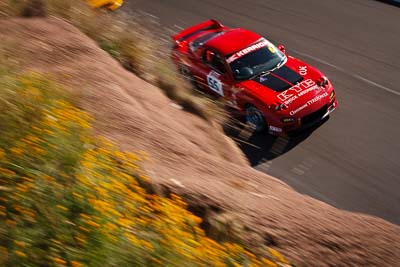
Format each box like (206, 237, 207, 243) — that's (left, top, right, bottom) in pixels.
(1, 18, 399, 266)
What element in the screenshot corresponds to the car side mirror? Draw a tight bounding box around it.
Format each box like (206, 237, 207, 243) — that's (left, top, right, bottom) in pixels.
(234, 67, 254, 80)
(278, 44, 286, 54)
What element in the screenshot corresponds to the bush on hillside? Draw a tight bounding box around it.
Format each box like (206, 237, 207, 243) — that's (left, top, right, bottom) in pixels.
(0, 72, 290, 266)
(0, 0, 228, 123)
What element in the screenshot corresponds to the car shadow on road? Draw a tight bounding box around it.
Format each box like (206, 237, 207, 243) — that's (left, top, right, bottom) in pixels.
(224, 116, 330, 166)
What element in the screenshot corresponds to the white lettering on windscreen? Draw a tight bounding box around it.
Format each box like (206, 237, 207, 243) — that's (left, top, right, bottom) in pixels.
(227, 40, 269, 63)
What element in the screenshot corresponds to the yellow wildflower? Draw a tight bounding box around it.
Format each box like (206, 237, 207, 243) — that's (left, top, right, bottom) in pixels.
(71, 261, 83, 267)
(141, 240, 153, 251)
(21, 209, 36, 218)
(32, 146, 45, 155)
(26, 86, 42, 100)
(16, 184, 29, 193)
(24, 135, 41, 144)
(22, 176, 34, 182)
(75, 235, 87, 245)
(86, 220, 100, 228)
(268, 248, 288, 264)
(42, 175, 54, 181)
(73, 192, 83, 199)
(261, 258, 278, 267)
(32, 125, 42, 132)
(6, 219, 17, 227)
(104, 222, 118, 232)
(116, 217, 133, 228)
(80, 213, 91, 220)
(14, 240, 26, 248)
(43, 129, 55, 135)
(151, 258, 162, 264)
(0, 167, 16, 176)
(0, 148, 6, 160)
(15, 250, 27, 257)
(53, 257, 67, 265)
(10, 147, 24, 155)
(79, 226, 90, 232)
(56, 205, 68, 211)
(124, 233, 140, 246)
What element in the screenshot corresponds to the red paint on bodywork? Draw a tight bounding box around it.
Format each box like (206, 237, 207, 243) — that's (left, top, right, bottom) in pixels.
(171, 20, 338, 135)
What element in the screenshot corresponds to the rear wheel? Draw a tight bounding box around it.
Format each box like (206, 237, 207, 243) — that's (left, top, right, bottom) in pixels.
(246, 105, 267, 132)
(179, 65, 199, 89)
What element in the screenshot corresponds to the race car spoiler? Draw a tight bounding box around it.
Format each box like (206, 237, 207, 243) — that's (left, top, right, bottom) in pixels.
(172, 19, 224, 44)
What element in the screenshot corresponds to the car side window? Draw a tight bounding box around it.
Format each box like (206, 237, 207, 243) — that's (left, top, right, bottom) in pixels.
(203, 49, 226, 74)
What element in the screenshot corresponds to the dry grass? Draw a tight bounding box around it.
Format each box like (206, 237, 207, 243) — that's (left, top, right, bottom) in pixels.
(0, 0, 228, 123)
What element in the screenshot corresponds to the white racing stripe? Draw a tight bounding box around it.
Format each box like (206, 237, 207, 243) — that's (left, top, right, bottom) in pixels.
(291, 49, 400, 96)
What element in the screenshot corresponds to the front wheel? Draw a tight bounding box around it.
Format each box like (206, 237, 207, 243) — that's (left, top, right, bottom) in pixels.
(246, 105, 267, 132)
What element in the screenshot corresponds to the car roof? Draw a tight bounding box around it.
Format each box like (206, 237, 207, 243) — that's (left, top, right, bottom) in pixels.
(205, 28, 263, 56)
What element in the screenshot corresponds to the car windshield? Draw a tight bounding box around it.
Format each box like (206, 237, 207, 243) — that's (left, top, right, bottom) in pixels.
(228, 41, 286, 80)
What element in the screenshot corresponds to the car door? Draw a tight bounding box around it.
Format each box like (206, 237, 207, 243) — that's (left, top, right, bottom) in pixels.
(194, 48, 234, 101)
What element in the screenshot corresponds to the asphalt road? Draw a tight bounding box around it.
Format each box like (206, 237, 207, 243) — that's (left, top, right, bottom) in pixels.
(125, 0, 400, 224)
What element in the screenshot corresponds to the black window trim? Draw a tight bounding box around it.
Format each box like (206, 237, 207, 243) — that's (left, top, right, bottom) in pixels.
(202, 48, 228, 75)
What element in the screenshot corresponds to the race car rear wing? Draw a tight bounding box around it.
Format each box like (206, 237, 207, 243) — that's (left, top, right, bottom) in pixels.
(172, 19, 224, 44)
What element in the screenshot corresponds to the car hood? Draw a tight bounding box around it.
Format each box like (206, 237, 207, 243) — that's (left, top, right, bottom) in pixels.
(238, 56, 330, 114)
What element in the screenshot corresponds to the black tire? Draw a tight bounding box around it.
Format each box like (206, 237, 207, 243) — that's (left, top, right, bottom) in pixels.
(179, 65, 199, 88)
(245, 105, 267, 132)
(179, 65, 192, 80)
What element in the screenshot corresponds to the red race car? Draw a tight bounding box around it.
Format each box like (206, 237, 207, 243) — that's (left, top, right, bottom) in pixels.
(171, 20, 338, 135)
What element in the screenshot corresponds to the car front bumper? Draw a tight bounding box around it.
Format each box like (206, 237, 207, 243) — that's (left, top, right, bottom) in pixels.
(268, 99, 338, 136)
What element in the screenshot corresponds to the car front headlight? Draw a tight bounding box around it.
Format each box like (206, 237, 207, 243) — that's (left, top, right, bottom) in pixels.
(316, 77, 329, 88)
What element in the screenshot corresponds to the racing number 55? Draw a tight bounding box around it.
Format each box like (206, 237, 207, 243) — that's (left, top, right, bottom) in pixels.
(207, 71, 224, 96)
(208, 76, 219, 90)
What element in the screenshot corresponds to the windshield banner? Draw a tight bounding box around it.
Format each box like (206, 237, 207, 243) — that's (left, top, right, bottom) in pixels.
(227, 39, 270, 63)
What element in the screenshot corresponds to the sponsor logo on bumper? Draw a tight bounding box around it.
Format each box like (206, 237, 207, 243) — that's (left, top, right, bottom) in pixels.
(269, 125, 282, 133)
(289, 92, 329, 116)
